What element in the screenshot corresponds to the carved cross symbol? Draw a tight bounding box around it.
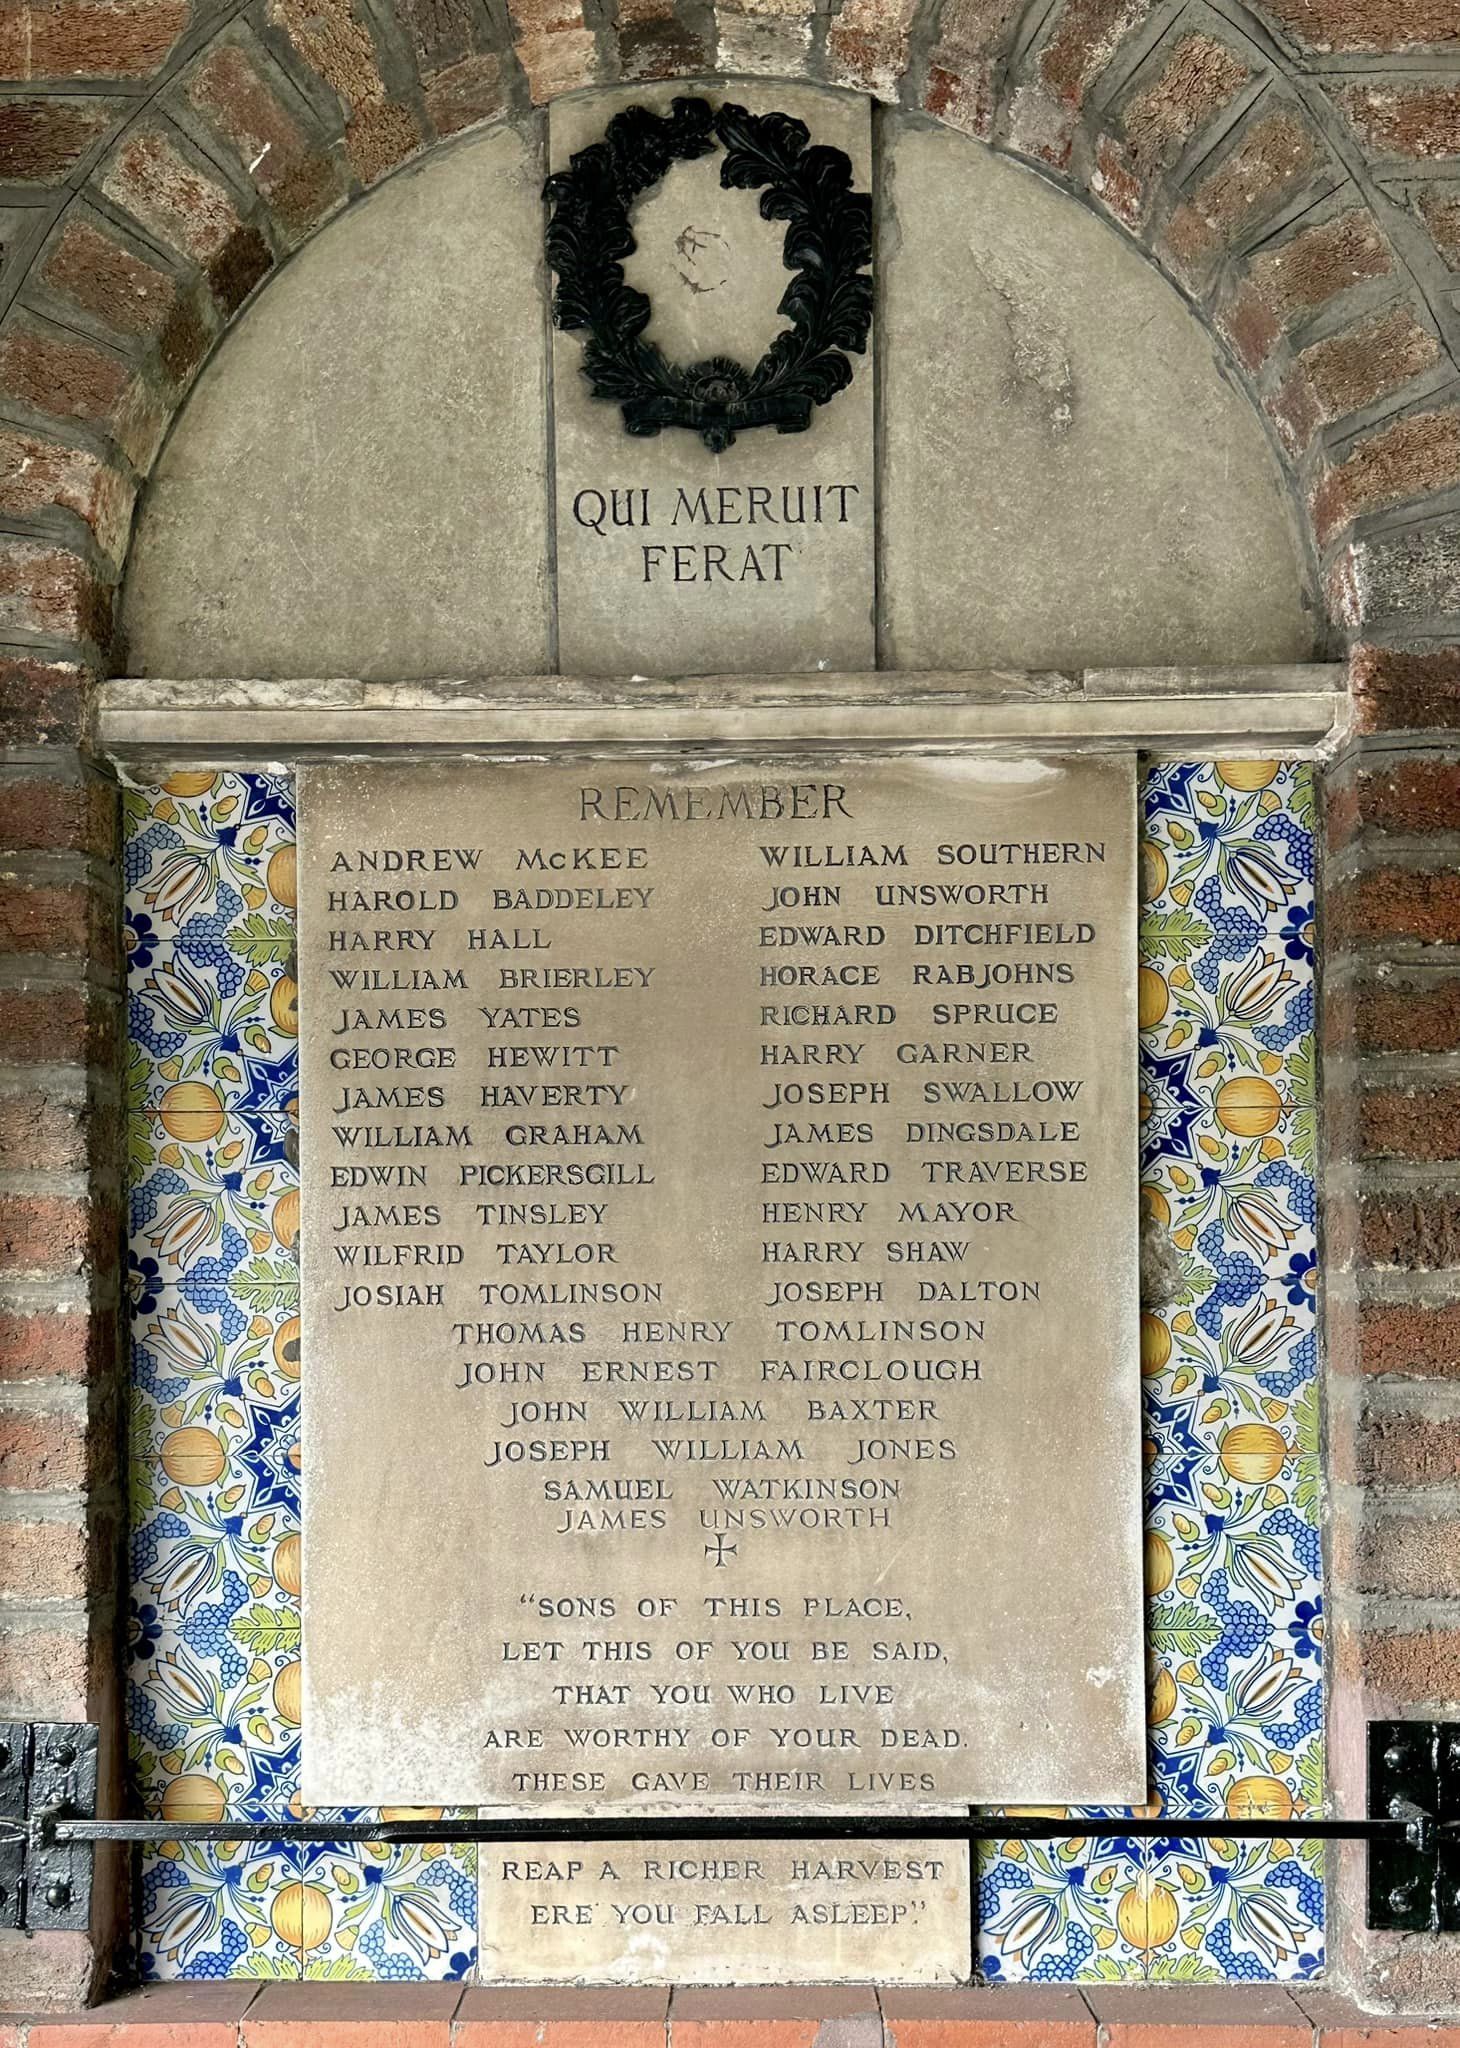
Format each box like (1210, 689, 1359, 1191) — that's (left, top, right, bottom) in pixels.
(704, 1535, 738, 1568)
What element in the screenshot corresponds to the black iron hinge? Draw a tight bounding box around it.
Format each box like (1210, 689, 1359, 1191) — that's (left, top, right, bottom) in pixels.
(1368, 1720, 1460, 1931)
(0, 1722, 97, 1932)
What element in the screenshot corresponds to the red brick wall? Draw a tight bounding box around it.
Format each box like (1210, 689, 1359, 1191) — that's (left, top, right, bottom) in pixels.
(1325, 646, 1460, 2012)
(1, 0, 1459, 2014)
(0, 738, 126, 2005)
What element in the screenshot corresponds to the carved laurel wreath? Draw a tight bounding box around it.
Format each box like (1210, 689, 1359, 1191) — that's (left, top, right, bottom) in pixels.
(544, 97, 873, 454)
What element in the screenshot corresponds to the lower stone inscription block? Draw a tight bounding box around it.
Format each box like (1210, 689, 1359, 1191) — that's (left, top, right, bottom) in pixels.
(298, 751, 1143, 1809)
(478, 1839, 970, 1983)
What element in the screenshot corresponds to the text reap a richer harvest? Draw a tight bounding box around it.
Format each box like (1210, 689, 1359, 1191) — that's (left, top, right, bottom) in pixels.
(312, 766, 1112, 1803)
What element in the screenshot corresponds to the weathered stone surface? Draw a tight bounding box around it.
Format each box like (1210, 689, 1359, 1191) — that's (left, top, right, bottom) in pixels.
(877, 122, 1315, 671)
(549, 83, 875, 677)
(122, 122, 549, 681)
(478, 1837, 970, 1981)
(298, 751, 1144, 1810)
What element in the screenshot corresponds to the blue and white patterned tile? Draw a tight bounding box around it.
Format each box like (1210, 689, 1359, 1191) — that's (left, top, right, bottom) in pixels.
(1145, 1455, 1323, 1829)
(294, 1836, 478, 1982)
(1142, 1837, 1324, 1983)
(1137, 762, 1317, 1477)
(986, 760, 1322, 1986)
(129, 1113, 295, 1285)
(977, 1832, 1154, 1984)
(126, 773, 304, 1973)
(138, 1839, 303, 1982)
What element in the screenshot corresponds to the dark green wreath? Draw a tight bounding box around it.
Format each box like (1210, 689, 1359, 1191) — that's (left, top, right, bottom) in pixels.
(544, 97, 872, 454)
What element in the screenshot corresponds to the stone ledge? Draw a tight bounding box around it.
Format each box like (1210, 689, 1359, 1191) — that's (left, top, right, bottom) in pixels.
(93, 669, 1349, 765)
(4, 1986, 1460, 2046)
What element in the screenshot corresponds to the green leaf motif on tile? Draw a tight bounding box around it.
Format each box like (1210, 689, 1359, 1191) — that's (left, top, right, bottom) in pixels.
(1072, 1954, 1125, 1981)
(128, 1122, 158, 1184)
(226, 913, 295, 966)
(1288, 1100, 1317, 1180)
(1139, 909, 1214, 963)
(1293, 1381, 1320, 1461)
(1173, 1260, 1217, 1308)
(231, 1602, 301, 1655)
(1289, 765, 1316, 833)
(229, 1257, 300, 1313)
(126, 1041, 152, 1120)
(1147, 1953, 1222, 1982)
(1299, 1739, 1324, 1816)
(1149, 1600, 1222, 1656)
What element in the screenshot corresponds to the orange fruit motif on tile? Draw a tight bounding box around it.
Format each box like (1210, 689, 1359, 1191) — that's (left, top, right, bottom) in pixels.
(1219, 1421, 1288, 1484)
(272, 1881, 332, 1951)
(1140, 840, 1167, 901)
(160, 1427, 226, 1487)
(1225, 1775, 1295, 1820)
(272, 1187, 300, 1249)
(267, 843, 298, 908)
(1144, 1530, 1174, 1596)
(1137, 967, 1169, 1029)
(273, 1661, 302, 1726)
(162, 1774, 227, 1822)
(1116, 1877, 1180, 1949)
(269, 974, 299, 1035)
(1149, 1668, 1177, 1723)
(1215, 1074, 1284, 1137)
(1215, 760, 1279, 791)
(158, 1081, 226, 1142)
(273, 1533, 301, 1597)
(273, 1317, 301, 1379)
(162, 772, 217, 798)
(1140, 1313, 1171, 1376)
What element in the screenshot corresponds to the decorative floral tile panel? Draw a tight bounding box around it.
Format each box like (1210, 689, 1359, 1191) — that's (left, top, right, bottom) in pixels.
(123, 771, 476, 1983)
(126, 761, 1320, 1985)
(978, 759, 1322, 1985)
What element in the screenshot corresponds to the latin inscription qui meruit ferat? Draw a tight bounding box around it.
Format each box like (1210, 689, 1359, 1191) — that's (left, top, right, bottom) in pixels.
(298, 756, 1144, 1809)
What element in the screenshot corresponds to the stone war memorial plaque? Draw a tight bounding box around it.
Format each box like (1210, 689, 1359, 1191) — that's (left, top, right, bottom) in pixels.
(298, 753, 1144, 1812)
(547, 82, 875, 677)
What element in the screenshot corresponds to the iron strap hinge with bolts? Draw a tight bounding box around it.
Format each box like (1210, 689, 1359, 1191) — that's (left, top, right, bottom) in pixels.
(1369, 1720, 1460, 1931)
(0, 1722, 98, 1933)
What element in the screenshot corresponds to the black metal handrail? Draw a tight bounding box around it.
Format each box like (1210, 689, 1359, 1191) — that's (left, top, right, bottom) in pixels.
(15, 1811, 1439, 1848)
(7, 1722, 1456, 1938)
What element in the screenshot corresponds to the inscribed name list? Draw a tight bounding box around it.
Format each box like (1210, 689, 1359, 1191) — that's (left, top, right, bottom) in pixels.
(298, 755, 1143, 1808)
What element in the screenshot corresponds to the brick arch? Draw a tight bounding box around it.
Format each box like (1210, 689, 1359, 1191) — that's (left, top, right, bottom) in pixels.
(0, 0, 1457, 718)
